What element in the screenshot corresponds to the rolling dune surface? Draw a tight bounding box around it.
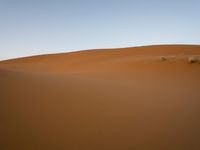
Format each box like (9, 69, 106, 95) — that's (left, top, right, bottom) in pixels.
(0, 45, 200, 150)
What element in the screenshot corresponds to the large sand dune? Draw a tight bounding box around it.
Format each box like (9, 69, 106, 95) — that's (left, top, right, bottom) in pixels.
(0, 45, 200, 150)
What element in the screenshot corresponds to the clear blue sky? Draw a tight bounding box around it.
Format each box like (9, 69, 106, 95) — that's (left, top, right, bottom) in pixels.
(0, 0, 200, 60)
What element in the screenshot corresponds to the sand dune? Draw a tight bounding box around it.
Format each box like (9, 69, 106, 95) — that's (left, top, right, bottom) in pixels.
(0, 45, 200, 150)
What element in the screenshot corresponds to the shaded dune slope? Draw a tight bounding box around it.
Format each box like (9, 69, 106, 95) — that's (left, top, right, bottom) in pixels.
(0, 45, 200, 150)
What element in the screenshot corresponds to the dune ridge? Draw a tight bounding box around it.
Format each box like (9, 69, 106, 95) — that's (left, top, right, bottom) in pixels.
(0, 45, 200, 150)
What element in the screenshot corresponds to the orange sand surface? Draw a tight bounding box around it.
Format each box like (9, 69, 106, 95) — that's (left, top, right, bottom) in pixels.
(0, 45, 200, 150)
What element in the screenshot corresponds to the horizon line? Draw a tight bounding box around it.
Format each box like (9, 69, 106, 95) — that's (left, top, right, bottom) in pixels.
(1, 44, 200, 62)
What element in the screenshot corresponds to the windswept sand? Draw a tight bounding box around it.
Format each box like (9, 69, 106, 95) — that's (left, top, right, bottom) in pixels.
(0, 45, 200, 150)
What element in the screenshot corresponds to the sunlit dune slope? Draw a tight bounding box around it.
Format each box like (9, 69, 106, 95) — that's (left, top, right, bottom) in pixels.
(0, 45, 200, 150)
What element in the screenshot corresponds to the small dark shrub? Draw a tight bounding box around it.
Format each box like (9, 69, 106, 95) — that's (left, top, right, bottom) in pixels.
(160, 56, 167, 61)
(188, 56, 199, 64)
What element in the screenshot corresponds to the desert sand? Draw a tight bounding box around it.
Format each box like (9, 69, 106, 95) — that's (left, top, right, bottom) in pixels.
(0, 45, 200, 150)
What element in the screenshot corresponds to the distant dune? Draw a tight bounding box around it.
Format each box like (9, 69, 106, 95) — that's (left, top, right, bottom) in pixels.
(0, 45, 200, 150)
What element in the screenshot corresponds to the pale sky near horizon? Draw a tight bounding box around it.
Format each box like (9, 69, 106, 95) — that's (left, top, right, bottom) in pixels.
(0, 0, 200, 60)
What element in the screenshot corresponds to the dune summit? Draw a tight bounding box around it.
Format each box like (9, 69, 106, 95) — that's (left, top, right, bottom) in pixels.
(0, 45, 200, 150)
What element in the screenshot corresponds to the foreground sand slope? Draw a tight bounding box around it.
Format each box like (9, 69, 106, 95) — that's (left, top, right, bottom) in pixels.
(0, 45, 200, 150)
